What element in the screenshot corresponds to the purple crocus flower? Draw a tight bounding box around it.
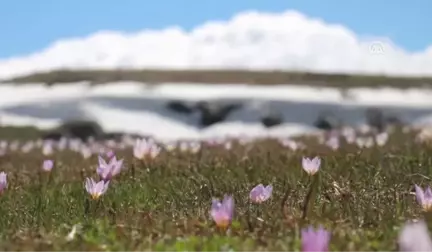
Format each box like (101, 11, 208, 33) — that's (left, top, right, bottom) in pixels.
(210, 195, 234, 229)
(42, 159, 54, 172)
(42, 142, 54, 156)
(0, 172, 7, 193)
(84, 177, 110, 200)
(280, 139, 303, 151)
(105, 149, 115, 159)
(249, 184, 273, 203)
(302, 156, 321, 176)
(326, 137, 339, 150)
(97, 155, 123, 181)
(414, 184, 432, 211)
(375, 132, 389, 146)
(398, 219, 432, 251)
(133, 138, 161, 160)
(301, 225, 331, 252)
(80, 146, 92, 159)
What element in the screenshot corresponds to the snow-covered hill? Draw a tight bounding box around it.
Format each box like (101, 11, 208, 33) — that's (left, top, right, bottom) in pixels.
(1, 82, 432, 141)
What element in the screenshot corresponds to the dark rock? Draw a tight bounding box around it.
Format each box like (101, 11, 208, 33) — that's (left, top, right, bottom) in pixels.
(43, 120, 104, 141)
(365, 108, 385, 132)
(314, 112, 340, 130)
(128, 133, 146, 139)
(42, 131, 64, 141)
(60, 120, 104, 141)
(97, 132, 144, 141)
(385, 115, 404, 126)
(166, 100, 196, 114)
(98, 132, 126, 141)
(196, 101, 242, 127)
(261, 112, 283, 127)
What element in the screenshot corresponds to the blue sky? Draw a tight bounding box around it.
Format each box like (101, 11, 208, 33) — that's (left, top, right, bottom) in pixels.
(0, 0, 429, 59)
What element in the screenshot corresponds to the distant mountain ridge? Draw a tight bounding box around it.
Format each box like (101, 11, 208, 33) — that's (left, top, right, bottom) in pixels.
(4, 69, 432, 89)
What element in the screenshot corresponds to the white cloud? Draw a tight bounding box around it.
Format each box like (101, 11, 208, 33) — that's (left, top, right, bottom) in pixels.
(1, 10, 432, 80)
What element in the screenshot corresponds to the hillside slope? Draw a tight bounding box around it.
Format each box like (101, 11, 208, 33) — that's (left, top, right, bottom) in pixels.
(5, 69, 432, 88)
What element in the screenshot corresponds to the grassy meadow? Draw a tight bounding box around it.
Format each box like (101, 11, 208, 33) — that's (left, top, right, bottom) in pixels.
(0, 126, 430, 250)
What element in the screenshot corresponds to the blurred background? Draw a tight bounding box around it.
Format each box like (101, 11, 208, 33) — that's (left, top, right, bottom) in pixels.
(0, 0, 431, 142)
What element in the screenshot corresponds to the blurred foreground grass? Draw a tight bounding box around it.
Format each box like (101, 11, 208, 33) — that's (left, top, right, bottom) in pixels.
(0, 127, 429, 250)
